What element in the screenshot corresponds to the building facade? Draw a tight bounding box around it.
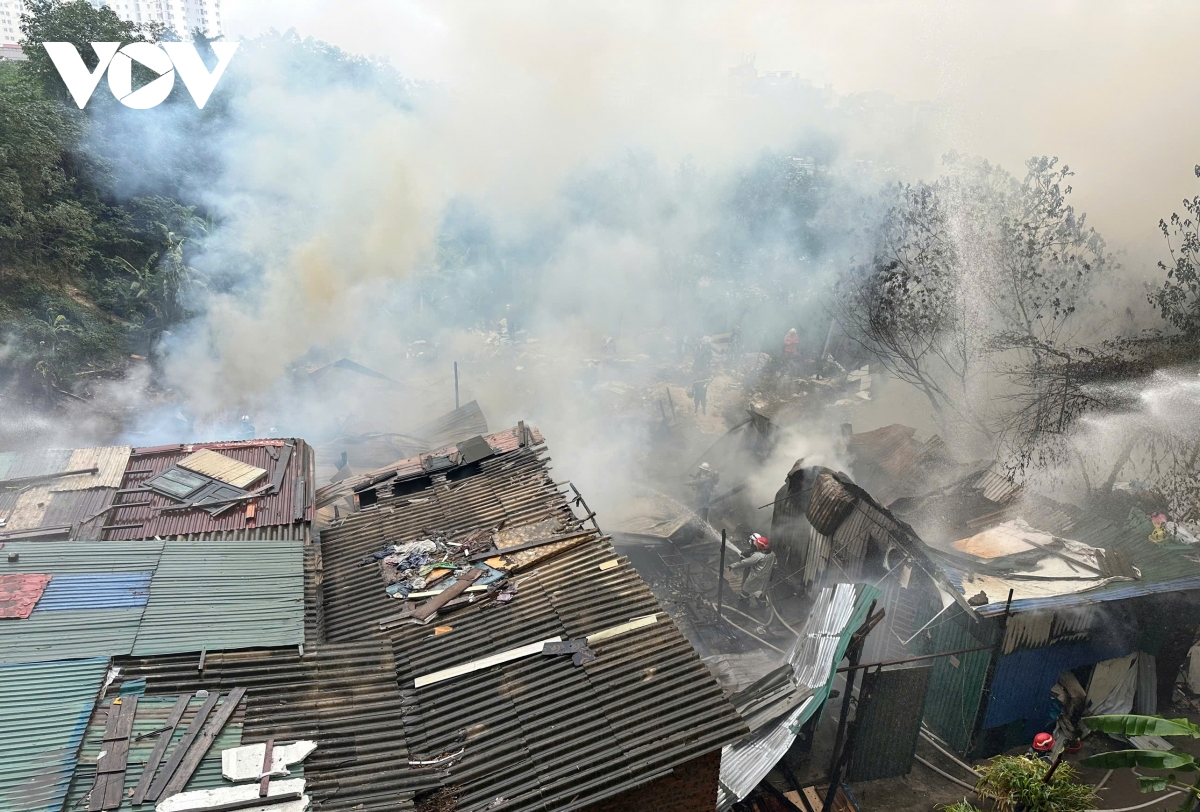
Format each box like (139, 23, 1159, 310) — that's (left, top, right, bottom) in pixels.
(0, 0, 22, 46)
(94, 0, 223, 39)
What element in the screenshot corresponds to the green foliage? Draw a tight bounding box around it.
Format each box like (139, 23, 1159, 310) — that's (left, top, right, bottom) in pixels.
(1082, 750, 1199, 772)
(939, 801, 983, 812)
(1084, 715, 1200, 739)
(1150, 164, 1200, 338)
(19, 0, 146, 102)
(974, 755, 1096, 812)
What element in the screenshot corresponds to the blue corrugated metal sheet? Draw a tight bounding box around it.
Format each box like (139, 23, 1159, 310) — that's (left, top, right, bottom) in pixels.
(0, 541, 162, 664)
(982, 636, 1132, 737)
(33, 573, 152, 611)
(0, 658, 107, 812)
(131, 539, 305, 656)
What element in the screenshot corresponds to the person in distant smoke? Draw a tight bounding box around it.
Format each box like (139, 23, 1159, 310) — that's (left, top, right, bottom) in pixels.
(783, 328, 800, 363)
(691, 378, 709, 414)
(688, 461, 719, 507)
(727, 533, 776, 608)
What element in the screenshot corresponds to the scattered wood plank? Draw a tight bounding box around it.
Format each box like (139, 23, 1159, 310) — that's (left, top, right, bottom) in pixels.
(89, 695, 139, 811)
(412, 568, 482, 622)
(131, 693, 191, 805)
(466, 529, 593, 561)
(160, 687, 248, 799)
(145, 691, 221, 802)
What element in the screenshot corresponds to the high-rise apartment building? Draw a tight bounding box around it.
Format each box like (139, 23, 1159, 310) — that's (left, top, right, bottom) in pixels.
(0, 0, 23, 45)
(0, 0, 222, 45)
(94, 0, 224, 40)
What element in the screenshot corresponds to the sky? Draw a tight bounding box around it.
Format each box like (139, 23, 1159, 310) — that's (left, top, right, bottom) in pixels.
(220, 0, 1200, 266)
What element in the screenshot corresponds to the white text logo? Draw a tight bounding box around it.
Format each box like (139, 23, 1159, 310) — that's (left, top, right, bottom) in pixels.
(43, 41, 239, 109)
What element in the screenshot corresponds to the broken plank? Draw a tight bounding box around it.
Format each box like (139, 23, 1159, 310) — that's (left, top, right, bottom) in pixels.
(157, 779, 305, 812)
(89, 696, 130, 811)
(95, 695, 138, 810)
(161, 687, 248, 799)
(145, 691, 221, 802)
(132, 693, 191, 805)
(411, 568, 481, 621)
(259, 738, 274, 797)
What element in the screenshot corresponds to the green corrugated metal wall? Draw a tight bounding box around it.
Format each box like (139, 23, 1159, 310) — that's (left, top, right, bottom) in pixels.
(0, 658, 108, 812)
(923, 603, 997, 753)
(132, 539, 305, 656)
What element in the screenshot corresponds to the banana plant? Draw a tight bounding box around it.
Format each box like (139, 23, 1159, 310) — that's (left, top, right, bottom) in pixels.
(1081, 715, 1200, 811)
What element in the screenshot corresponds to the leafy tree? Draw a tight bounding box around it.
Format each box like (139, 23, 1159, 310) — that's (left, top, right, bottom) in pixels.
(1150, 165, 1200, 338)
(1082, 714, 1200, 812)
(19, 0, 146, 102)
(833, 154, 1113, 448)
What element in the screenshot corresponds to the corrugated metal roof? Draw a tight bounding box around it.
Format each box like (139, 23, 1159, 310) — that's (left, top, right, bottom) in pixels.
(0, 608, 145, 665)
(33, 573, 152, 611)
(113, 642, 427, 812)
(0, 658, 108, 812)
(0, 541, 162, 664)
(318, 428, 745, 812)
(0, 446, 127, 540)
(65, 693, 248, 811)
(316, 425, 542, 509)
(50, 446, 132, 491)
(807, 471, 857, 536)
(716, 583, 878, 810)
(102, 439, 314, 540)
(132, 539, 305, 656)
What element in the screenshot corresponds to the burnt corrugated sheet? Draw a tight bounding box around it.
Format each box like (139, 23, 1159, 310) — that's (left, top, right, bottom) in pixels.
(114, 643, 430, 811)
(0, 446, 127, 540)
(102, 439, 314, 540)
(390, 539, 746, 812)
(807, 471, 857, 536)
(319, 443, 566, 641)
(317, 425, 542, 508)
(320, 429, 745, 812)
(411, 399, 490, 448)
(848, 665, 932, 781)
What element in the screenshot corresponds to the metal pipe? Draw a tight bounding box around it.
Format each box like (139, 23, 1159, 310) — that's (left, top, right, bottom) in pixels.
(720, 615, 785, 654)
(716, 528, 727, 620)
(836, 644, 993, 673)
(915, 755, 978, 793)
(919, 730, 981, 777)
(454, 361, 460, 410)
(1087, 792, 1183, 812)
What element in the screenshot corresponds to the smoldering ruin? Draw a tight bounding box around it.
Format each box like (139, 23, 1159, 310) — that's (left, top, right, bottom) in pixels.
(5, 3, 1200, 812)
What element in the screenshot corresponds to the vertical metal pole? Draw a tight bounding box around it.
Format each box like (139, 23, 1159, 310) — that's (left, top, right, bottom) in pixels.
(716, 528, 727, 620)
(454, 361, 460, 410)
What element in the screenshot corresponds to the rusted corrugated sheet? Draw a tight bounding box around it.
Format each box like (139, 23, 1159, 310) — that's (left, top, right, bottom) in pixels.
(317, 425, 543, 508)
(113, 643, 431, 812)
(102, 439, 314, 540)
(807, 471, 857, 536)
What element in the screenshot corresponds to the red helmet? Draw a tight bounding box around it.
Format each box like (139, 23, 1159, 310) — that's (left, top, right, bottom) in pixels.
(1032, 733, 1054, 752)
(751, 533, 770, 551)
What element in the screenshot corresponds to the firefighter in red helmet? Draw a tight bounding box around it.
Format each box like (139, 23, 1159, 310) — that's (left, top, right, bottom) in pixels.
(727, 533, 776, 608)
(1029, 732, 1055, 761)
